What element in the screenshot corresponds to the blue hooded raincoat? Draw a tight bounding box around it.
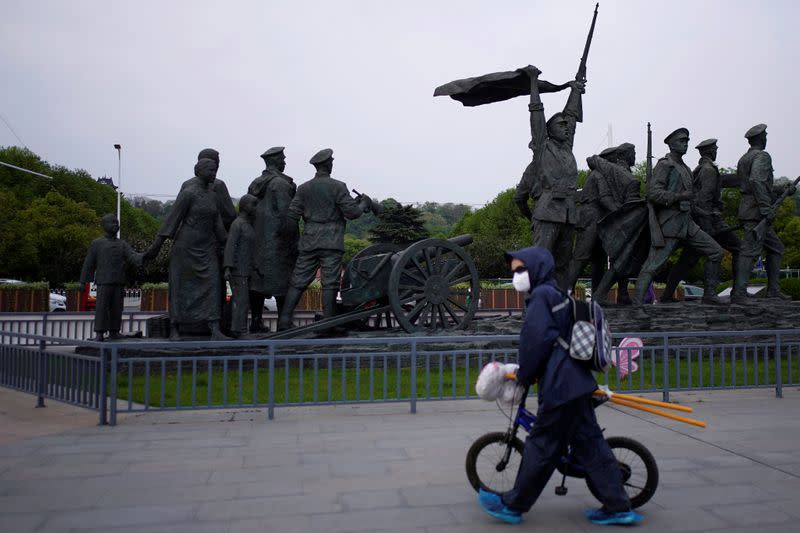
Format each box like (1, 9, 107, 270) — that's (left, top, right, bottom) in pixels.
(506, 246, 597, 411)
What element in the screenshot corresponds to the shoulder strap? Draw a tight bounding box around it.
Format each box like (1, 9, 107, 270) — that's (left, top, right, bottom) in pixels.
(551, 297, 571, 314)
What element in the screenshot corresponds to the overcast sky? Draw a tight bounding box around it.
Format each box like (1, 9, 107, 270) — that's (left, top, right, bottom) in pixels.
(1, 0, 798, 206)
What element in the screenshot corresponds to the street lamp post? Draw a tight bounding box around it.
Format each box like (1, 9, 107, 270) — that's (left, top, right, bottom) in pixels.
(114, 144, 121, 238)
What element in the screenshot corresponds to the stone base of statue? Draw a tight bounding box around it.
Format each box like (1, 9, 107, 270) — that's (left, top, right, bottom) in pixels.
(72, 299, 800, 359)
(602, 299, 800, 342)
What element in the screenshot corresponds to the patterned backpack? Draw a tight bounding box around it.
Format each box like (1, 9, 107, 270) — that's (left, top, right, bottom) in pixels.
(552, 296, 612, 372)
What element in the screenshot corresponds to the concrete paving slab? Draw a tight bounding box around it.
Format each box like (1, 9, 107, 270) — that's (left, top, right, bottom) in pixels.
(1, 388, 799, 531)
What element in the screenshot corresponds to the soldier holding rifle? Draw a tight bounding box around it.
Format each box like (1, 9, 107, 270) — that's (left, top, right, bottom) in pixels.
(514, 65, 586, 291)
(660, 139, 742, 303)
(731, 124, 799, 303)
(632, 128, 723, 307)
(276, 149, 377, 330)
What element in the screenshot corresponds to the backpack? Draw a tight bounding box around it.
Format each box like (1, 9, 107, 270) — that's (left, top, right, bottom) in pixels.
(552, 296, 612, 372)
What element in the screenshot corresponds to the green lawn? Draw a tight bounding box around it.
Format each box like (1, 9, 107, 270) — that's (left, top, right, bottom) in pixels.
(115, 351, 800, 408)
(600, 351, 800, 391)
(116, 360, 478, 408)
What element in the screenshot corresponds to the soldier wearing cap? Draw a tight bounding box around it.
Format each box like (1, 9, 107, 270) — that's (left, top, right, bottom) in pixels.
(731, 124, 797, 303)
(247, 146, 299, 331)
(564, 146, 617, 293)
(277, 149, 374, 330)
(633, 128, 723, 306)
(513, 66, 586, 290)
(583, 143, 643, 304)
(661, 138, 742, 302)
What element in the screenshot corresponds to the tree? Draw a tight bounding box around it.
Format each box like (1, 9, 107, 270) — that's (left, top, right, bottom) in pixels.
(343, 235, 371, 267)
(7, 191, 101, 284)
(0, 191, 38, 276)
(369, 199, 429, 245)
(0, 145, 162, 284)
(344, 210, 378, 239)
(451, 188, 530, 278)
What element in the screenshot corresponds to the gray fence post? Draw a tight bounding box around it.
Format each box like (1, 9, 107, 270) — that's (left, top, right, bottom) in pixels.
(662, 334, 670, 403)
(36, 339, 46, 408)
(110, 347, 118, 426)
(410, 339, 417, 414)
(99, 346, 108, 425)
(775, 332, 783, 399)
(268, 343, 275, 420)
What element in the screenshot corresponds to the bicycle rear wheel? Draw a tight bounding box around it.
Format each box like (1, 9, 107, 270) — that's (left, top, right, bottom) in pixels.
(465, 432, 524, 494)
(586, 436, 659, 508)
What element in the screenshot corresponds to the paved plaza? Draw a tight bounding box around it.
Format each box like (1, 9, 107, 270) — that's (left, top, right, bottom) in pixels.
(1, 387, 799, 532)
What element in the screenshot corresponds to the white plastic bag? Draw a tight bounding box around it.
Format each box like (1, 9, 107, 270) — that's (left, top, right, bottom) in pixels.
(476, 361, 505, 401)
(499, 364, 525, 405)
(476, 362, 522, 404)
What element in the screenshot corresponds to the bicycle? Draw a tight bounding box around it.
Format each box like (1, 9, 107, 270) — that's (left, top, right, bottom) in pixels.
(466, 386, 659, 509)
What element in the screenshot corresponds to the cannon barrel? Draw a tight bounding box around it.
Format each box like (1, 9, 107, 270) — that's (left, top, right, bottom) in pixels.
(446, 234, 473, 248)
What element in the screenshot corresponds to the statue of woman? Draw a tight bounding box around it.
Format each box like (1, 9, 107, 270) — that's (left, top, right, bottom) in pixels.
(145, 158, 228, 340)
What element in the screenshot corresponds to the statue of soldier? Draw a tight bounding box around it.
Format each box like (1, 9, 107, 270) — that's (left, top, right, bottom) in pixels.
(513, 66, 586, 290)
(277, 149, 375, 330)
(583, 143, 642, 304)
(661, 139, 742, 302)
(731, 124, 798, 303)
(247, 147, 299, 331)
(632, 128, 723, 306)
(564, 146, 617, 293)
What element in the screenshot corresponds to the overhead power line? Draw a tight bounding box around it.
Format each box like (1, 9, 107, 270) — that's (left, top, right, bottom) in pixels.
(0, 113, 27, 149)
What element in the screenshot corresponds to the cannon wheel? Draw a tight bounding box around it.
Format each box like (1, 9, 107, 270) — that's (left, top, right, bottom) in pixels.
(343, 242, 404, 328)
(388, 238, 480, 332)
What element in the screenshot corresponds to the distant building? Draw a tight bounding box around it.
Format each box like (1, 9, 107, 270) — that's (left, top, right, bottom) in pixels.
(96, 175, 117, 189)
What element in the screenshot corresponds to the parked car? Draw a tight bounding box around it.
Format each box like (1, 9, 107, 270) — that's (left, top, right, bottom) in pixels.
(681, 284, 704, 301)
(83, 282, 97, 311)
(0, 278, 67, 312)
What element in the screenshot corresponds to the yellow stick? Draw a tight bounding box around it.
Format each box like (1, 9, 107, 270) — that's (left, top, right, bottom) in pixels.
(609, 396, 707, 428)
(593, 390, 693, 413)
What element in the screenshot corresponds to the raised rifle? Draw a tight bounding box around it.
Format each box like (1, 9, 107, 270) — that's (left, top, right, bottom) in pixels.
(646, 122, 665, 247)
(576, 3, 600, 83)
(752, 175, 800, 242)
(645, 122, 652, 184)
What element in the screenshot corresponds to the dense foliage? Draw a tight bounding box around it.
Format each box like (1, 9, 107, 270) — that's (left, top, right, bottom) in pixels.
(450, 189, 531, 278)
(0, 146, 161, 285)
(368, 199, 430, 245)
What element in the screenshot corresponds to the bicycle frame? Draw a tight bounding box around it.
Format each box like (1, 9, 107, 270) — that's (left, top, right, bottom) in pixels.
(502, 392, 610, 478)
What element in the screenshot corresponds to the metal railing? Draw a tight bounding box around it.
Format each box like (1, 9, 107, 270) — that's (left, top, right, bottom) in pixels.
(0, 311, 326, 344)
(0, 334, 107, 417)
(1, 328, 799, 426)
(0, 312, 160, 344)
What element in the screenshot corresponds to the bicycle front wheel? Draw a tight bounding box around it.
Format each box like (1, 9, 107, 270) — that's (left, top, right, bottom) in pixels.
(586, 436, 659, 508)
(465, 432, 524, 494)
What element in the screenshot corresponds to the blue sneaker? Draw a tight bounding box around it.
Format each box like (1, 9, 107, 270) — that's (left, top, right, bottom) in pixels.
(478, 489, 522, 524)
(585, 508, 643, 525)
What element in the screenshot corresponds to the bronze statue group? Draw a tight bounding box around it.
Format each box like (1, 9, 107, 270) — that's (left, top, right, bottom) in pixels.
(510, 67, 796, 310)
(81, 146, 377, 341)
(433, 6, 797, 312)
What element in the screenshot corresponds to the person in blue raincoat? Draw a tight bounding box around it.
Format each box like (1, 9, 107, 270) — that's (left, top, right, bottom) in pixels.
(477, 246, 642, 526)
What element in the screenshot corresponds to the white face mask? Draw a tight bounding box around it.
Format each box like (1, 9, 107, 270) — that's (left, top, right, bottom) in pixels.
(512, 271, 531, 293)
